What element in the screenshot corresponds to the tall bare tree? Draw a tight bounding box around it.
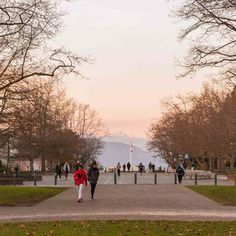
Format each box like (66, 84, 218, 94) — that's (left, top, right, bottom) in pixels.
(174, 0, 236, 78)
(70, 103, 106, 164)
(0, 0, 89, 126)
(148, 83, 234, 170)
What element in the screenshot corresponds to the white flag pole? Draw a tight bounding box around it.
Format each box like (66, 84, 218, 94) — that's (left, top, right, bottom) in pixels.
(129, 125, 133, 165)
(129, 140, 133, 165)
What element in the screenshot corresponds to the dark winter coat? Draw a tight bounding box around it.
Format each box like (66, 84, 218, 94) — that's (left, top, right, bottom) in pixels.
(88, 167, 99, 184)
(176, 165, 185, 176)
(55, 164, 61, 174)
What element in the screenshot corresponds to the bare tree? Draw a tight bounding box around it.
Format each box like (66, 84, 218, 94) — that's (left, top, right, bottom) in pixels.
(0, 0, 89, 118)
(173, 0, 236, 78)
(148, 83, 233, 170)
(71, 104, 107, 164)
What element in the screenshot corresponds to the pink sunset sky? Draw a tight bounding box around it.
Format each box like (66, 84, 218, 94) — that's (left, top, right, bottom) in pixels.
(55, 0, 209, 138)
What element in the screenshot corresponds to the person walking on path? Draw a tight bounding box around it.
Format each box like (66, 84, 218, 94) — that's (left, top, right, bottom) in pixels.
(139, 162, 143, 175)
(88, 161, 99, 200)
(117, 162, 121, 176)
(148, 162, 152, 172)
(63, 162, 70, 180)
(176, 163, 185, 184)
(55, 162, 62, 179)
(123, 164, 126, 172)
(152, 163, 155, 173)
(73, 164, 87, 202)
(127, 162, 131, 172)
(14, 164, 19, 177)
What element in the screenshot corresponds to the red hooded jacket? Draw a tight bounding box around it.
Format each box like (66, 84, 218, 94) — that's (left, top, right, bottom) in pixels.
(74, 169, 88, 186)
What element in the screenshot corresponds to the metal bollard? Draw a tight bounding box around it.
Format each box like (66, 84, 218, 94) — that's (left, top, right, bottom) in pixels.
(214, 174, 217, 186)
(13, 174, 16, 186)
(34, 173, 37, 186)
(134, 173, 137, 184)
(114, 172, 117, 184)
(54, 173, 57, 186)
(154, 173, 157, 185)
(195, 174, 198, 185)
(174, 173, 177, 185)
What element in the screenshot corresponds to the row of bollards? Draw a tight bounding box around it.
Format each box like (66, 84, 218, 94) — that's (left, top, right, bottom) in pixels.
(174, 173, 221, 186)
(9, 172, 236, 186)
(113, 172, 158, 185)
(112, 172, 236, 186)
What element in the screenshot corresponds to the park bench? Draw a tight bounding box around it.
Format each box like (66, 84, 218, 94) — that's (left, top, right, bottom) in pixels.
(0, 173, 42, 181)
(0, 177, 24, 185)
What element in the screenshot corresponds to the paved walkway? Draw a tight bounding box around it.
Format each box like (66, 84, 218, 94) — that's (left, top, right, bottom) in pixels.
(0, 185, 236, 222)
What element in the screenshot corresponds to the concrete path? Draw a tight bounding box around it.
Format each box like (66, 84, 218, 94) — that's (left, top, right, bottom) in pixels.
(0, 185, 236, 222)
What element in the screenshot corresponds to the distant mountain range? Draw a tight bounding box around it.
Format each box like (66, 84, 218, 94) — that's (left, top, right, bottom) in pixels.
(98, 133, 167, 169)
(103, 132, 148, 151)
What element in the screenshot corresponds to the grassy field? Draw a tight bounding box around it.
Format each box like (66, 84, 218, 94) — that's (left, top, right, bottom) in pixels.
(0, 186, 68, 206)
(0, 221, 236, 236)
(187, 186, 236, 205)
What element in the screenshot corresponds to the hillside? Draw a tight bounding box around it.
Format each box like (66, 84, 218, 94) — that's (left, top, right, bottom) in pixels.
(98, 141, 167, 169)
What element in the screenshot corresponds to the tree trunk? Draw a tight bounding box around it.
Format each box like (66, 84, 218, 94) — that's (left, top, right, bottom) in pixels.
(30, 158, 34, 173)
(209, 157, 212, 171)
(230, 155, 235, 171)
(41, 156, 45, 173)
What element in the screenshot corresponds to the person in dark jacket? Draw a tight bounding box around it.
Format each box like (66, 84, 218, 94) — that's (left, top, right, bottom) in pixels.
(117, 162, 121, 176)
(55, 162, 62, 179)
(14, 164, 19, 177)
(123, 164, 126, 172)
(176, 163, 185, 184)
(139, 162, 143, 175)
(152, 163, 155, 173)
(127, 162, 131, 172)
(87, 161, 100, 200)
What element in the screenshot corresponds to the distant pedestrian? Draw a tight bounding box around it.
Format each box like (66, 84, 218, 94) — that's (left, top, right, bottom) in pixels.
(152, 164, 155, 173)
(117, 162, 121, 176)
(183, 160, 188, 169)
(14, 164, 19, 177)
(176, 164, 185, 184)
(148, 162, 152, 172)
(63, 162, 70, 180)
(191, 162, 195, 170)
(166, 165, 170, 173)
(123, 164, 126, 172)
(73, 164, 87, 202)
(55, 162, 62, 179)
(139, 162, 143, 175)
(127, 162, 131, 172)
(75, 160, 81, 171)
(88, 161, 99, 200)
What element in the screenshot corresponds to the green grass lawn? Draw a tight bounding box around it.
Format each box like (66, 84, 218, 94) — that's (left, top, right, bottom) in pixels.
(0, 186, 68, 206)
(0, 221, 236, 236)
(187, 186, 236, 205)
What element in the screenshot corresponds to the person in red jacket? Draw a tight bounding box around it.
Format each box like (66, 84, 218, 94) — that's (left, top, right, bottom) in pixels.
(73, 164, 87, 202)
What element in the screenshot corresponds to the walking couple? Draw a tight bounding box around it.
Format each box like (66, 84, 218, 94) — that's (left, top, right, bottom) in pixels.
(73, 161, 99, 202)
